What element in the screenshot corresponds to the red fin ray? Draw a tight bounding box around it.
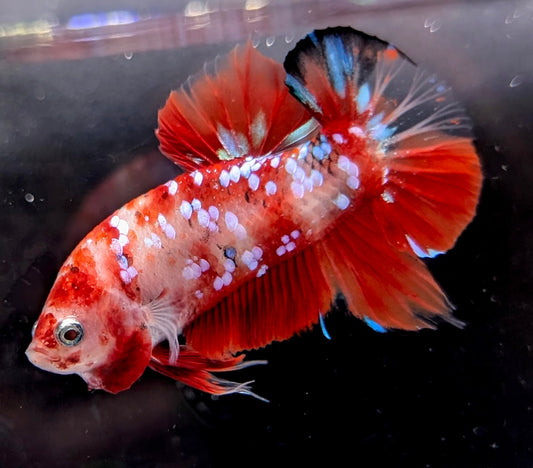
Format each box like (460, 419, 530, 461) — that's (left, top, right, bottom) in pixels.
(373, 135, 482, 256)
(284, 27, 482, 257)
(315, 207, 454, 331)
(157, 42, 316, 171)
(149, 345, 268, 400)
(184, 248, 333, 359)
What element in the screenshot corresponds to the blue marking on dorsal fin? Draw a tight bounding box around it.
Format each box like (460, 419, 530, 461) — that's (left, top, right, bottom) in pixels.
(319, 312, 332, 340)
(364, 317, 387, 333)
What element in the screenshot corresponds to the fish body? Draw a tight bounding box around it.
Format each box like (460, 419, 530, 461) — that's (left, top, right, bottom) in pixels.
(26, 27, 482, 397)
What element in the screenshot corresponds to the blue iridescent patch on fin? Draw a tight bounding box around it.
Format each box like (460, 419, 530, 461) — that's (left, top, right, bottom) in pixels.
(405, 235, 443, 258)
(356, 83, 371, 114)
(285, 75, 323, 115)
(323, 35, 348, 98)
(319, 312, 332, 340)
(370, 123, 396, 142)
(364, 317, 387, 333)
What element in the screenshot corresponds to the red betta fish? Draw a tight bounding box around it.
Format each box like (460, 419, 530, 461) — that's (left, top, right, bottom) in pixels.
(26, 27, 482, 398)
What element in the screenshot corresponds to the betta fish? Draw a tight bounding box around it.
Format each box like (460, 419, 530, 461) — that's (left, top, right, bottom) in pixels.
(26, 27, 482, 398)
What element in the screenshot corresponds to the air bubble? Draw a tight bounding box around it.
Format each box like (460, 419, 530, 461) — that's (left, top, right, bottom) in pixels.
(24, 193, 34, 203)
(509, 74, 524, 88)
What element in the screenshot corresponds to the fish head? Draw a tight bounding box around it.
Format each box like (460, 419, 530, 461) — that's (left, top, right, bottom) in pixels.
(26, 243, 152, 394)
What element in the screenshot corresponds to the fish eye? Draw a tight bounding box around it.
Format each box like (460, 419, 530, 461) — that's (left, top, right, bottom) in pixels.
(55, 317, 84, 346)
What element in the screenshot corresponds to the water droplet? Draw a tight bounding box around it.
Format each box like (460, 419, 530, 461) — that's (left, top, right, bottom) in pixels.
(124, 51, 133, 60)
(509, 74, 524, 88)
(25, 193, 34, 203)
(424, 18, 442, 32)
(34, 86, 46, 101)
(265, 36, 275, 47)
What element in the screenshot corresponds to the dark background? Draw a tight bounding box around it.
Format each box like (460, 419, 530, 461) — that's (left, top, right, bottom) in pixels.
(1, 0, 532, 466)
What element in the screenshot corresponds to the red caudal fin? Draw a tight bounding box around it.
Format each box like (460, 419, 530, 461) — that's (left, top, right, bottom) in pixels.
(156, 42, 317, 171)
(284, 26, 482, 257)
(149, 345, 268, 401)
(315, 205, 460, 331)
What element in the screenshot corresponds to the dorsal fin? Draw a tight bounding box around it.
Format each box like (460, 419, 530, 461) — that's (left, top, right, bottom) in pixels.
(156, 42, 317, 171)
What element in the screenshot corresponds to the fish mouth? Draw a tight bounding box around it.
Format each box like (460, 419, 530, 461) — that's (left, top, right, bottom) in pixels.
(25, 344, 71, 374)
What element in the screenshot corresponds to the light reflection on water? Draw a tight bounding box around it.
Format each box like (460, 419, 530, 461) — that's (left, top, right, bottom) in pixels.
(1, 0, 532, 466)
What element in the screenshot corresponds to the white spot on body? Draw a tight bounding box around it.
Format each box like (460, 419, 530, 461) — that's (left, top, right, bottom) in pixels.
(219, 170, 230, 187)
(110, 238, 123, 255)
(157, 213, 167, 227)
(117, 219, 129, 235)
(334, 193, 350, 210)
(276, 246, 286, 256)
(332, 133, 345, 144)
(195, 290, 204, 299)
(347, 176, 360, 190)
(163, 224, 176, 240)
(180, 201, 193, 220)
(293, 167, 306, 184)
(285, 158, 297, 175)
(208, 206, 219, 221)
(110, 215, 120, 228)
(248, 173, 260, 191)
(270, 156, 280, 168)
(126, 266, 138, 279)
(221, 271, 232, 286)
(256, 264, 268, 277)
(213, 277, 224, 291)
(286, 241, 296, 252)
(281, 235, 290, 244)
(197, 209, 210, 228)
(225, 211, 238, 232)
(291, 181, 305, 199)
(240, 161, 253, 179)
(192, 171, 203, 186)
(224, 258, 235, 273)
(311, 170, 323, 187)
(199, 258, 210, 272)
(291, 230, 300, 239)
(229, 165, 241, 183)
(252, 246, 263, 259)
(118, 234, 129, 247)
(265, 181, 277, 196)
(166, 180, 178, 195)
(191, 199, 201, 211)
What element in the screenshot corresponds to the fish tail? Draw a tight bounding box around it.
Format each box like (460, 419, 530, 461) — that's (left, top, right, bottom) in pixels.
(284, 26, 482, 257)
(280, 27, 482, 330)
(149, 345, 268, 401)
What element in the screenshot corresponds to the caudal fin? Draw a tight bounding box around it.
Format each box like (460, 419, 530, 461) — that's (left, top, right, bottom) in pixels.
(284, 26, 482, 257)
